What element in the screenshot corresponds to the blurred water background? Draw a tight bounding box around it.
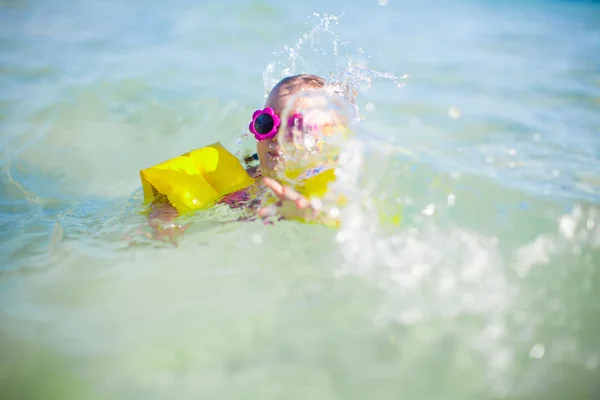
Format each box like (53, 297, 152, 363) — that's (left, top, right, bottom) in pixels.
(1, 0, 599, 399)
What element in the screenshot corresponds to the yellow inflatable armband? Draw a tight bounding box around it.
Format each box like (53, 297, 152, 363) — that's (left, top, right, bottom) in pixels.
(295, 168, 340, 200)
(296, 168, 344, 228)
(140, 142, 255, 213)
(285, 167, 402, 228)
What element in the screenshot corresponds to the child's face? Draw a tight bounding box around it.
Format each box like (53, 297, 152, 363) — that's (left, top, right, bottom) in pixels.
(256, 87, 296, 173)
(254, 85, 344, 174)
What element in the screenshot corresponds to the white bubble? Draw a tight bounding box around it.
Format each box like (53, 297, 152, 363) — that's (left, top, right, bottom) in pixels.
(329, 207, 340, 219)
(559, 215, 576, 239)
(365, 102, 375, 111)
(508, 148, 516, 156)
(411, 263, 431, 278)
(378, 0, 388, 5)
(447, 193, 456, 206)
(310, 197, 323, 210)
(252, 234, 263, 245)
(448, 106, 461, 118)
(586, 218, 595, 231)
(422, 203, 436, 216)
(438, 275, 456, 293)
(529, 343, 545, 359)
(303, 134, 317, 149)
(336, 231, 348, 242)
(533, 133, 542, 141)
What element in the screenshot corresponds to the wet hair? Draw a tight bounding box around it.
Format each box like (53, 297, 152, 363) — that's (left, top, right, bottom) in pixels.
(271, 74, 326, 93)
(278, 74, 325, 87)
(243, 75, 326, 167)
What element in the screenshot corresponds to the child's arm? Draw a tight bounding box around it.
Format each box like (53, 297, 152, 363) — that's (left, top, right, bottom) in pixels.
(148, 197, 179, 224)
(215, 164, 261, 209)
(143, 196, 188, 244)
(257, 178, 339, 226)
(257, 177, 314, 220)
(144, 162, 261, 241)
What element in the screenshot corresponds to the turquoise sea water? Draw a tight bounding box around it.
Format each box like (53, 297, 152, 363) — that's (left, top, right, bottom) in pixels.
(1, 0, 599, 399)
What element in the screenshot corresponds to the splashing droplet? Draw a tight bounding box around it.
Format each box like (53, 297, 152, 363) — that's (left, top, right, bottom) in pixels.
(329, 207, 340, 219)
(447, 193, 456, 206)
(586, 218, 595, 231)
(559, 214, 576, 239)
(422, 203, 436, 216)
(448, 106, 461, 118)
(529, 343, 545, 359)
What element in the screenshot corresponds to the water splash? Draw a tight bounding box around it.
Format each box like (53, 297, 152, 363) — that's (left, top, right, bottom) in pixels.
(262, 13, 348, 93)
(275, 89, 354, 178)
(236, 12, 408, 161)
(262, 13, 408, 116)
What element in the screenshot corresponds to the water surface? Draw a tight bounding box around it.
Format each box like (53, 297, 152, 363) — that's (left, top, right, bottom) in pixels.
(1, 0, 599, 399)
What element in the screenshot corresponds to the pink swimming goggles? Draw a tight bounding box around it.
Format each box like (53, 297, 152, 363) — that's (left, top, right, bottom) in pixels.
(249, 107, 315, 141)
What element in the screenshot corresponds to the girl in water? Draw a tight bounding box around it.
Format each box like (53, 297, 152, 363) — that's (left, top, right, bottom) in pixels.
(221, 74, 330, 216)
(144, 74, 332, 242)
